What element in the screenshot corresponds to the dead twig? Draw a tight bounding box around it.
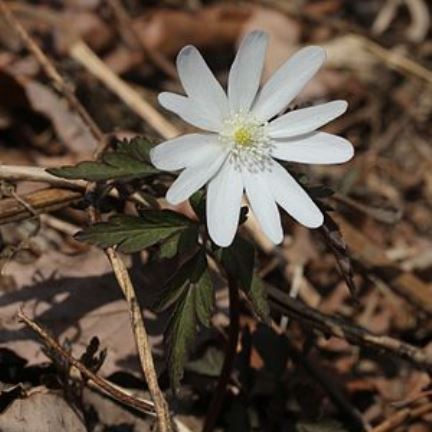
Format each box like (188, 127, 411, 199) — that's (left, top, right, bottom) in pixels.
(0, 188, 81, 225)
(268, 285, 432, 373)
(106, 249, 173, 430)
(17, 309, 156, 415)
(69, 40, 179, 139)
(0, 165, 85, 190)
(0, 167, 151, 226)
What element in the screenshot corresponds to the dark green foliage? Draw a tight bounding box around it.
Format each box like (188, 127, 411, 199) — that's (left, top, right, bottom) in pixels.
(222, 236, 255, 290)
(158, 232, 182, 259)
(48, 137, 158, 181)
(222, 236, 270, 322)
(75, 210, 193, 253)
(159, 250, 215, 388)
(158, 223, 199, 260)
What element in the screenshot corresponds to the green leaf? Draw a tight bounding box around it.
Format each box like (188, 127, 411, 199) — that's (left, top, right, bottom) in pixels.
(76, 210, 192, 253)
(117, 136, 153, 161)
(247, 275, 270, 322)
(222, 236, 255, 291)
(193, 266, 213, 327)
(48, 137, 158, 181)
(164, 250, 215, 388)
(153, 251, 203, 312)
(167, 288, 197, 390)
(159, 232, 182, 259)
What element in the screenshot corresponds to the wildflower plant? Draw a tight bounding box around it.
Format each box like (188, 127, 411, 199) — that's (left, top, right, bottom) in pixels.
(51, 31, 354, 388)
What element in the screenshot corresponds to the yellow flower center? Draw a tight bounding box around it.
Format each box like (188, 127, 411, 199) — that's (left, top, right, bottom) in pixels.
(219, 112, 274, 172)
(233, 127, 253, 146)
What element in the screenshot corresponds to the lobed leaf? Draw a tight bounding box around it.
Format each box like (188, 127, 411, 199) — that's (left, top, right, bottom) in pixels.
(192, 267, 214, 327)
(166, 288, 197, 390)
(76, 210, 193, 253)
(163, 250, 215, 388)
(158, 226, 200, 260)
(48, 136, 158, 181)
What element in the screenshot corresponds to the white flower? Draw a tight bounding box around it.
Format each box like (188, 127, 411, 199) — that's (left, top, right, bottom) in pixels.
(150, 31, 354, 247)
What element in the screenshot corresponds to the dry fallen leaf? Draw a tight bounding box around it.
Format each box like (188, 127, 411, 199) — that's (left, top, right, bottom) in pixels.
(0, 389, 86, 432)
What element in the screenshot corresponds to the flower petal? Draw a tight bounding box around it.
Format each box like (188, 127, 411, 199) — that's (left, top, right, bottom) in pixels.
(206, 160, 244, 247)
(266, 161, 323, 228)
(271, 132, 354, 164)
(267, 100, 348, 138)
(252, 46, 326, 121)
(166, 150, 228, 205)
(243, 170, 283, 244)
(228, 31, 268, 113)
(150, 133, 223, 171)
(158, 92, 221, 132)
(176, 45, 229, 123)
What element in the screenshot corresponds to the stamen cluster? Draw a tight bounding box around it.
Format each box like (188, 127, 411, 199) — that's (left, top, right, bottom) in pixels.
(219, 112, 273, 173)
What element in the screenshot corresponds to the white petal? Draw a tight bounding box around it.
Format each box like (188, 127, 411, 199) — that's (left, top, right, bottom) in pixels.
(158, 92, 221, 132)
(267, 100, 348, 138)
(271, 132, 354, 164)
(243, 170, 283, 244)
(166, 150, 228, 205)
(206, 160, 244, 247)
(228, 31, 268, 113)
(150, 133, 223, 171)
(176, 46, 229, 122)
(266, 161, 323, 228)
(252, 46, 326, 121)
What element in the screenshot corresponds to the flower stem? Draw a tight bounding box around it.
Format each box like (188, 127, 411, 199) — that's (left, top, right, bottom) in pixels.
(202, 273, 240, 432)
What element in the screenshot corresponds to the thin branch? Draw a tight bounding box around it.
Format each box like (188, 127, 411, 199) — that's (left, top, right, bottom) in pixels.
(106, 249, 173, 431)
(0, 165, 85, 189)
(202, 274, 240, 432)
(267, 285, 432, 372)
(69, 40, 180, 139)
(0, 188, 81, 225)
(17, 309, 155, 415)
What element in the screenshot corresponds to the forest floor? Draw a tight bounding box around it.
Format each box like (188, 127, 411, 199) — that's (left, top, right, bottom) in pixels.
(0, 0, 431, 431)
